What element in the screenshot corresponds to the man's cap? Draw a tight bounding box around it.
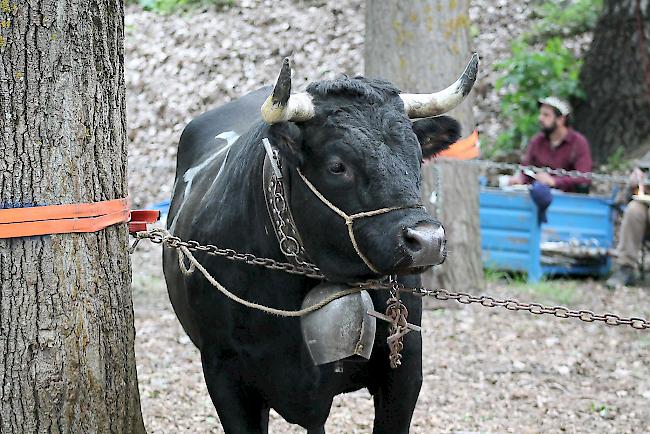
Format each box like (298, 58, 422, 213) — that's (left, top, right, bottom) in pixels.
(538, 96, 571, 116)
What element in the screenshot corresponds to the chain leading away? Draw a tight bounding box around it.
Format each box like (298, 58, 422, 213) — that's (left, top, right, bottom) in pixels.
(396, 283, 650, 330)
(464, 159, 642, 185)
(133, 230, 650, 331)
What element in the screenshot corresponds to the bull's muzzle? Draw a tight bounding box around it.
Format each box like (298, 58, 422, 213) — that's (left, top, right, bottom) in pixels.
(402, 222, 447, 267)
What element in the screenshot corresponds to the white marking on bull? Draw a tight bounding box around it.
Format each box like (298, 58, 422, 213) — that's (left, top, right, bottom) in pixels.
(183, 141, 227, 197)
(169, 131, 240, 233)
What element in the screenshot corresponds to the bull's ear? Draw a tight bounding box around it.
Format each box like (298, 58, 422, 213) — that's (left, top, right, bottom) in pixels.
(412, 116, 461, 160)
(267, 121, 304, 167)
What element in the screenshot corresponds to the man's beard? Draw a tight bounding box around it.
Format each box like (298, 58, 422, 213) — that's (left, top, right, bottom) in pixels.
(542, 120, 558, 138)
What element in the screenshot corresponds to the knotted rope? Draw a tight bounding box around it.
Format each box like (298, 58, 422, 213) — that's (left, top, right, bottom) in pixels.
(163, 228, 362, 317)
(296, 169, 423, 275)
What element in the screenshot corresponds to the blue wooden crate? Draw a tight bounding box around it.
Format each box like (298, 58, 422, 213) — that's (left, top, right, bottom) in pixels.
(479, 187, 614, 282)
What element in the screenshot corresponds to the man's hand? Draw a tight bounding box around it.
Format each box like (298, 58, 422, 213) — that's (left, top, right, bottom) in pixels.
(507, 174, 522, 186)
(535, 171, 556, 187)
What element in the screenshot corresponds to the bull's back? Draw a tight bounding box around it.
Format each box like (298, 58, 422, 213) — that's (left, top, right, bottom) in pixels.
(174, 86, 271, 175)
(168, 86, 271, 227)
(164, 86, 271, 348)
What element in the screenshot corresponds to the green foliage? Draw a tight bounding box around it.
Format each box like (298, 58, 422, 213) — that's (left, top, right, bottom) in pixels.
(484, 267, 526, 285)
(484, 267, 578, 305)
(523, 279, 578, 306)
(491, 37, 584, 156)
(589, 401, 615, 419)
(605, 146, 627, 171)
(525, 0, 604, 44)
(132, 0, 235, 14)
(485, 0, 605, 156)
(469, 24, 480, 39)
(483, 267, 508, 282)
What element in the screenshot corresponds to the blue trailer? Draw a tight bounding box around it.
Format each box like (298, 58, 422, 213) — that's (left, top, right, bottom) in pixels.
(479, 187, 615, 282)
(150, 186, 615, 283)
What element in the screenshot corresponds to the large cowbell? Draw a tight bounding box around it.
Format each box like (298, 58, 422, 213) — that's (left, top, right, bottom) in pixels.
(301, 283, 377, 366)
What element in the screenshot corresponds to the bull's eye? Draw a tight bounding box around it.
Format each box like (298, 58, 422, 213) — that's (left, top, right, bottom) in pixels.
(328, 162, 346, 175)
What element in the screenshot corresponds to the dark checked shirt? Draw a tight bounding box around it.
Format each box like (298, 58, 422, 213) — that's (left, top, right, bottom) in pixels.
(522, 129, 593, 192)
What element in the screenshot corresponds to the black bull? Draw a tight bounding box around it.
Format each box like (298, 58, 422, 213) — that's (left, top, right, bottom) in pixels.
(163, 58, 477, 433)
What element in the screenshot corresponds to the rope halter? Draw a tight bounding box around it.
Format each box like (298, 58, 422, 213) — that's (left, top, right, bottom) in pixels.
(296, 168, 424, 275)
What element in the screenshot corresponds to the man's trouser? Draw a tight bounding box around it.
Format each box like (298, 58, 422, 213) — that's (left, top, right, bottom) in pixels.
(616, 200, 650, 267)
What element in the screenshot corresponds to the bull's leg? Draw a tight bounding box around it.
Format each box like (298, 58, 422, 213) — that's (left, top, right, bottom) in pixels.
(260, 408, 270, 432)
(201, 350, 268, 434)
(306, 426, 325, 434)
(371, 369, 422, 434)
(371, 330, 423, 434)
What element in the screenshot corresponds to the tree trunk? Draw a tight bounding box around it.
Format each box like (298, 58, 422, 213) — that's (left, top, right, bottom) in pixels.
(420, 159, 483, 292)
(364, 0, 484, 292)
(573, 0, 650, 163)
(0, 1, 146, 433)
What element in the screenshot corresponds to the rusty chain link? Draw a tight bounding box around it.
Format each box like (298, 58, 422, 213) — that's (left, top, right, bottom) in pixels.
(399, 285, 650, 331)
(132, 229, 650, 331)
(385, 277, 413, 369)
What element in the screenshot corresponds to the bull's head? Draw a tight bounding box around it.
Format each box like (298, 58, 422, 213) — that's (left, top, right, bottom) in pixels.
(261, 56, 478, 281)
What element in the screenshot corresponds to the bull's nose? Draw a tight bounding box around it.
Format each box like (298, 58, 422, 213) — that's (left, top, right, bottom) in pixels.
(402, 223, 446, 267)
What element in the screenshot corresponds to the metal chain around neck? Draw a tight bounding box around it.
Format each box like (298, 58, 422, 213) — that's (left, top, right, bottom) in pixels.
(133, 229, 650, 331)
(264, 148, 314, 269)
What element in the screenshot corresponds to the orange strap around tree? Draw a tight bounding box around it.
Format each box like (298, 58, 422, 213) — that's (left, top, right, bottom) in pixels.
(0, 197, 160, 239)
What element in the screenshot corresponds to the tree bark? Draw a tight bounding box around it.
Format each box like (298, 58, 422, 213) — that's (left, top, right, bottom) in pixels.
(573, 0, 650, 163)
(0, 1, 145, 433)
(420, 159, 483, 292)
(364, 0, 484, 292)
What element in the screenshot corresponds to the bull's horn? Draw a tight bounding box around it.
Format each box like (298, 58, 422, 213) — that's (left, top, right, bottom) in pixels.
(400, 53, 479, 119)
(261, 58, 316, 124)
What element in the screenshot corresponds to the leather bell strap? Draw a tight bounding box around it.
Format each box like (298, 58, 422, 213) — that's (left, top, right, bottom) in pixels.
(262, 153, 312, 267)
(296, 169, 423, 275)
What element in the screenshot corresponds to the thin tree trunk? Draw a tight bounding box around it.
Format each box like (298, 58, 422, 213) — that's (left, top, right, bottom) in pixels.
(0, 1, 145, 432)
(573, 0, 650, 163)
(421, 159, 483, 292)
(364, 0, 484, 292)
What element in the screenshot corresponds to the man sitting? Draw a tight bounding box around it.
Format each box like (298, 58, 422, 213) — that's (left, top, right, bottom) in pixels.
(606, 153, 650, 288)
(509, 96, 592, 192)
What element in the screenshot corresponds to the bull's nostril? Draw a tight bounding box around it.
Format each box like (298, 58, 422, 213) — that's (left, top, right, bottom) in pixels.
(401, 223, 446, 268)
(403, 228, 423, 253)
